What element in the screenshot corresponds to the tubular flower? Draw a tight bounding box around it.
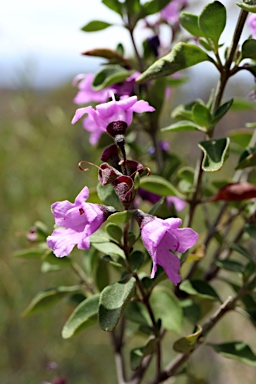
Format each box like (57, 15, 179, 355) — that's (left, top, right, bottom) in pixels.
(47, 186, 114, 257)
(134, 211, 198, 285)
(72, 73, 111, 105)
(161, 0, 187, 24)
(71, 93, 155, 139)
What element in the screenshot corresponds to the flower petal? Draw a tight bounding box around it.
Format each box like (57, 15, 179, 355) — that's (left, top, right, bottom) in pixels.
(47, 228, 87, 257)
(173, 227, 198, 253)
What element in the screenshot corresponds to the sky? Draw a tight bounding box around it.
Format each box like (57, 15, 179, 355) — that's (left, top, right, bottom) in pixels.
(0, 0, 253, 90)
(0, 0, 132, 88)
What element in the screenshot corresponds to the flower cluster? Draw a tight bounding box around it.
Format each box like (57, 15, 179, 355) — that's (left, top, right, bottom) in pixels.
(47, 72, 198, 284)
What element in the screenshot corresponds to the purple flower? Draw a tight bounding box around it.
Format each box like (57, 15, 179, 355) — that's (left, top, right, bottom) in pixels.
(161, 0, 187, 24)
(73, 73, 110, 105)
(72, 94, 155, 143)
(112, 72, 141, 96)
(134, 212, 198, 285)
(166, 196, 186, 211)
(248, 14, 256, 39)
(47, 187, 114, 257)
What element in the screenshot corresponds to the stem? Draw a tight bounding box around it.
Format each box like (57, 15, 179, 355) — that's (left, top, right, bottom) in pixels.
(185, 6, 249, 252)
(149, 275, 256, 383)
(111, 318, 127, 384)
(71, 262, 95, 295)
(128, 27, 145, 73)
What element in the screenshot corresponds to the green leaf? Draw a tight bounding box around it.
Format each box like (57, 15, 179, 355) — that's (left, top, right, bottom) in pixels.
(141, 0, 171, 17)
(14, 247, 47, 259)
(107, 210, 132, 224)
(139, 175, 183, 197)
(180, 299, 201, 324)
(99, 277, 136, 331)
(137, 43, 211, 82)
(244, 223, 256, 240)
(81, 20, 112, 32)
(179, 12, 203, 37)
(41, 252, 72, 272)
(62, 295, 100, 339)
(179, 280, 220, 301)
(162, 120, 204, 132)
(130, 339, 156, 370)
(105, 223, 122, 242)
(92, 241, 125, 258)
(198, 137, 230, 172)
(147, 78, 167, 122)
(22, 286, 80, 317)
(83, 48, 131, 67)
(171, 101, 196, 121)
(150, 288, 183, 332)
(93, 66, 132, 90)
(211, 99, 233, 125)
(90, 229, 110, 243)
(192, 102, 211, 127)
(177, 167, 195, 184)
(97, 183, 123, 211)
(96, 259, 110, 291)
(236, 147, 256, 169)
(209, 342, 256, 367)
(215, 259, 245, 273)
(129, 250, 144, 272)
(236, 2, 256, 13)
(173, 325, 202, 353)
(199, 1, 226, 49)
(102, 0, 123, 16)
(231, 98, 256, 111)
(242, 39, 256, 60)
(230, 243, 253, 260)
(124, 301, 150, 326)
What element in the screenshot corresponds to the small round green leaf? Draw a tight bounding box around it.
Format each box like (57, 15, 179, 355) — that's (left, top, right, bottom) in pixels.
(199, 1, 226, 48)
(105, 223, 123, 242)
(242, 39, 256, 60)
(179, 12, 203, 37)
(192, 102, 211, 127)
(198, 137, 230, 172)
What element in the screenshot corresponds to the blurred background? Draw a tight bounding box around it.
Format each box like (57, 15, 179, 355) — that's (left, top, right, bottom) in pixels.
(1, 1, 256, 383)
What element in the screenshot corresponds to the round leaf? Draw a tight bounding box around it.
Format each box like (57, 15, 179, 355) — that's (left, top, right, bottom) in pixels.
(199, 1, 226, 48)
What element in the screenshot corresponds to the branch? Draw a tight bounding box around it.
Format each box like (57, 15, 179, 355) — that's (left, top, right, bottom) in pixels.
(150, 274, 256, 383)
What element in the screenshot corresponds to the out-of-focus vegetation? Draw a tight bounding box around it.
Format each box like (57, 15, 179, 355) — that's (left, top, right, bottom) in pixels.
(0, 85, 116, 384)
(1, 82, 256, 384)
